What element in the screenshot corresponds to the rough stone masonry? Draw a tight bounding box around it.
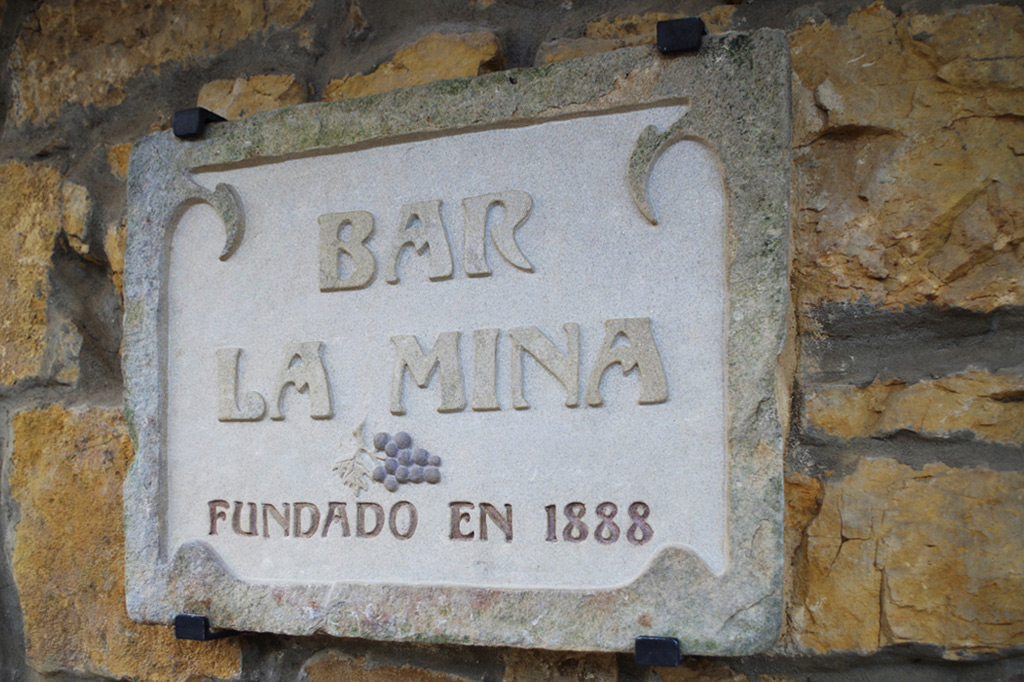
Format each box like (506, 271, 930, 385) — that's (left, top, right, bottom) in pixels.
(0, 1, 1022, 681)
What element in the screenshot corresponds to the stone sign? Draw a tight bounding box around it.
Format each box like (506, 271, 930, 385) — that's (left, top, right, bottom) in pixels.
(124, 30, 791, 654)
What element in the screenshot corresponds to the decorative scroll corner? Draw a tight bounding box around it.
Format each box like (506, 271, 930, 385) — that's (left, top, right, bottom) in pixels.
(173, 171, 246, 261)
(629, 125, 663, 226)
(212, 182, 245, 261)
(628, 111, 692, 227)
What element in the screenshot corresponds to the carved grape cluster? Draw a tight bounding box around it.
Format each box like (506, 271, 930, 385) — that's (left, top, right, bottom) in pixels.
(370, 431, 442, 492)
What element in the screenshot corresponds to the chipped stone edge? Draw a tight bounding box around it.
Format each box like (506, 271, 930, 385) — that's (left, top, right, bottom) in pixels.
(124, 30, 791, 655)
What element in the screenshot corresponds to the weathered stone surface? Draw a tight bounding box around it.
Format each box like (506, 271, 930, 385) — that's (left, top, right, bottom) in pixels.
(48, 319, 82, 386)
(791, 3, 1024, 313)
(537, 7, 735, 65)
(106, 144, 130, 299)
(347, 0, 368, 37)
(197, 74, 306, 119)
(0, 161, 61, 386)
(655, 658, 745, 682)
(804, 371, 1024, 444)
(502, 650, 617, 682)
(105, 218, 127, 299)
(782, 473, 822, 642)
(790, 458, 1024, 655)
(784, 475, 823, 557)
(323, 31, 502, 100)
(303, 650, 469, 682)
(575, 7, 735, 38)
(9, 405, 241, 680)
(0, 162, 100, 387)
(9, 0, 314, 124)
(108, 143, 132, 180)
(60, 181, 91, 258)
(582, 12, 679, 40)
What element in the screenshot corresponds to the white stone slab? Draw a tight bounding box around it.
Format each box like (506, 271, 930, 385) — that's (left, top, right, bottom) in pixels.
(167, 105, 726, 588)
(124, 31, 791, 654)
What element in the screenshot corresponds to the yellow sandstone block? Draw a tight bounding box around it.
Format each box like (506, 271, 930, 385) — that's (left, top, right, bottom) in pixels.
(324, 31, 503, 101)
(804, 371, 1024, 444)
(107, 143, 132, 181)
(9, 405, 241, 680)
(104, 218, 127, 300)
(198, 74, 306, 119)
(0, 161, 62, 386)
(790, 458, 1024, 655)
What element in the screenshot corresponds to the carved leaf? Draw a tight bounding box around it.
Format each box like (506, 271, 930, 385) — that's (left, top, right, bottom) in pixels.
(333, 455, 371, 495)
(332, 420, 382, 496)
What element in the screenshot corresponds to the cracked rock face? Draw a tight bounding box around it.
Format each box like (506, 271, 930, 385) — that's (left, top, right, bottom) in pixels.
(802, 371, 1024, 445)
(790, 3, 1024, 313)
(789, 458, 1024, 656)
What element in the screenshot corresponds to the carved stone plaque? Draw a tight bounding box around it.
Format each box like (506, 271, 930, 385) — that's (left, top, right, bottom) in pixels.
(124, 30, 791, 654)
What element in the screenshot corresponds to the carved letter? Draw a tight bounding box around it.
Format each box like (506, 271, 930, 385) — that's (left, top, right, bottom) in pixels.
(356, 502, 384, 538)
(232, 501, 258, 536)
(471, 328, 500, 411)
(586, 318, 668, 407)
(390, 332, 465, 415)
(462, 190, 534, 276)
(449, 501, 475, 540)
(509, 324, 580, 409)
(293, 502, 321, 538)
(322, 502, 351, 537)
(479, 503, 513, 542)
(262, 503, 291, 537)
(319, 210, 376, 291)
(270, 341, 333, 421)
(384, 200, 453, 283)
(388, 501, 418, 540)
(216, 348, 266, 421)
(208, 500, 229, 535)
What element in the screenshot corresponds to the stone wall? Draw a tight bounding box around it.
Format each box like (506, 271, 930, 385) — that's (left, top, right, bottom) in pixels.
(0, 0, 1021, 680)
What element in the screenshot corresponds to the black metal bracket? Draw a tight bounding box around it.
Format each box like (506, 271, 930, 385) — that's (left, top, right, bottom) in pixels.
(172, 107, 227, 139)
(635, 636, 683, 667)
(174, 614, 239, 641)
(656, 17, 707, 54)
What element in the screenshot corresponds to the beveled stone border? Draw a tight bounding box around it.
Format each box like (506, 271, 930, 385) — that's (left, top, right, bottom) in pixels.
(124, 29, 791, 654)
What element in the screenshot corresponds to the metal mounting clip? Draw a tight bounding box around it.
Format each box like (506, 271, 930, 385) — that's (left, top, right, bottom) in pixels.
(174, 614, 239, 641)
(172, 107, 227, 139)
(656, 17, 707, 54)
(635, 636, 683, 667)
